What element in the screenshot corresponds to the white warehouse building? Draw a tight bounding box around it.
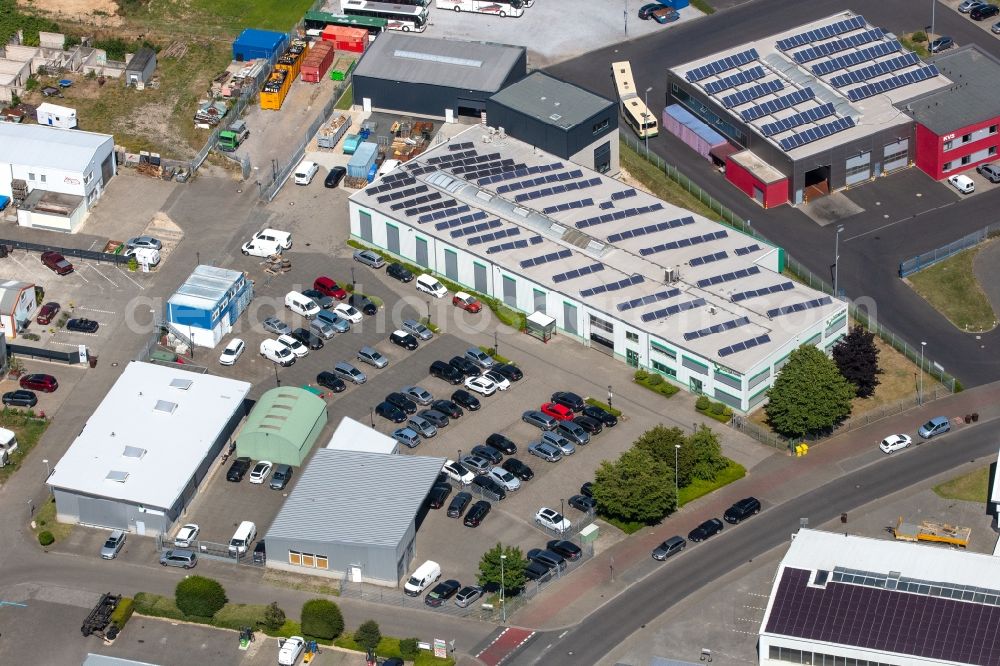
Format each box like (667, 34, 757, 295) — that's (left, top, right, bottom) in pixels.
(348, 128, 848, 412)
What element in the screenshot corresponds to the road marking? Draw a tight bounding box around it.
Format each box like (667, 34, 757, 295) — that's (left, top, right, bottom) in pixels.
(744, 605, 767, 610)
(731, 629, 758, 636)
(87, 240, 98, 251)
(56, 331, 100, 338)
(49, 341, 83, 348)
(116, 267, 144, 290)
(85, 264, 118, 288)
(78, 307, 116, 315)
(558, 630, 568, 639)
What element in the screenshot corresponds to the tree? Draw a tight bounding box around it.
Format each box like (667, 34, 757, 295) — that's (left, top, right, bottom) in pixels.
(354, 620, 382, 652)
(301, 599, 344, 640)
(686, 425, 728, 481)
(477, 543, 527, 596)
(175, 576, 227, 618)
(765, 345, 855, 438)
(832, 325, 881, 398)
(592, 447, 676, 524)
(399, 638, 420, 660)
(262, 602, 285, 631)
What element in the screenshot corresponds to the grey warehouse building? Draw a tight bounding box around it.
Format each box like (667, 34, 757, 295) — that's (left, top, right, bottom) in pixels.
(265, 448, 445, 586)
(351, 33, 526, 119)
(487, 71, 619, 175)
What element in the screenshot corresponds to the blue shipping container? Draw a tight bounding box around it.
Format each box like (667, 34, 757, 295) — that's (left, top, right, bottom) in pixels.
(347, 142, 379, 179)
(233, 29, 288, 62)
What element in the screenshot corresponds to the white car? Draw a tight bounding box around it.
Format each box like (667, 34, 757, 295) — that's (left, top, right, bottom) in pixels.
(334, 303, 363, 324)
(535, 507, 571, 533)
(879, 433, 912, 454)
(173, 523, 200, 548)
(277, 334, 309, 358)
(483, 370, 510, 391)
(260, 339, 295, 366)
(948, 174, 975, 194)
(278, 636, 305, 666)
(442, 458, 475, 485)
(249, 460, 273, 484)
(488, 467, 521, 492)
(464, 375, 498, 396)
(219, 338, 245, 366)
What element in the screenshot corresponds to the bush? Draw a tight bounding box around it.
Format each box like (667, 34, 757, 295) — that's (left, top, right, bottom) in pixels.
(709, 401, 726, 416)
(585, 397, 622, 417)
(213, 603, 268, 630)
(912, 30, 927, 42)
(695, 396, 710, 411)
(354, 619, 382, 652)
(400, 637, 420, 659)
(38, 531, 54, 546)
(175, 576, 227, 619)
(133, 592, 185, 620)
(262, 602, 286, 631)
(479, 345, 512, 365)
(634, 369, 649, 381)
(301, 599, 344, 640)
(646, 373, 663, 386)
(110, 597, 135, 629)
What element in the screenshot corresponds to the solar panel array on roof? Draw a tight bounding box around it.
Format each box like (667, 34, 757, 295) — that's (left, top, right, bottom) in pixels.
(598, 201, 614, 210)
(684, 316, 751, 341)
(686, 49, 759, 82)
(448, 142, 474, 151)
(811, 40, 901, 76)
(617, 288, 681, 312)
(553, 263, 604, 283)
(478, 162, 564, 187)
(731, 281, 794, 302)
(468, 226, 520, 246)
(521, 249, 572, 269)
(741, 88, 815, 122)
(409, 198, 457, 219)
(767, 296, 832, 317)
(776, 15, 867, 51)
(847, 65, 939, 101)
(514, 177, 602, 203)
(696, 265, 761, 287)
(778, 117, 856, 151)
(402, 192, 446, 215)
(720, 79, 784, 108)
(496, 169, 583, 195)
(449, 218, 501, 238)
(391, 189, 437, 211)
(542, 198, 594, 215)
(377, 183, 425, 204)
(791, 28, 883, 63)
(719, 334, 771, 357)
(369, 175, 416, 195)
(421, 204, 471, 225)
(433, 209, 483, 230)
(530, 235, 543, 245)
(580, 274, 645, 298)
(639, 230, 728, 256)
(576, 203, 666, 229)
(426, 149, 477, 166)
(829, 52, 920, 87)
(689, 250, 728, 267)
(760, 102, 836, 137)
(734, 243, 762, 256)
(703, 65, 766, 95)
(487, 239, 530, 254)
(611, 188, 637, 201)
(641, 298, 707, 323)
(606, 216, 695, 242)
(466, 161, 525, 182)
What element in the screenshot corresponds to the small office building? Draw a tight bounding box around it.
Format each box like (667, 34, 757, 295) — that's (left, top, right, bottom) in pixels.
(235, 387, 328, 467)
(325, 416, 399, 455)
(0, 280, 35, 339)
(165, 265, 253, 349)
(232, 29, 288, 62)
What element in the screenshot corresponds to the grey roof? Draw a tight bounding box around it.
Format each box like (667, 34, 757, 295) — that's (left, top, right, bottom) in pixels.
(126, 47, 156, 73)
(0, 123, 113, 173)
(352, 33, 524, 92)
(903, 46, 1000, 134)
(167, 265, 245, 311)
(0, 280, 31, 313)
(84, 655, 161, 666)
(266, 449, 445, 548)
(490, 72, 614, 130)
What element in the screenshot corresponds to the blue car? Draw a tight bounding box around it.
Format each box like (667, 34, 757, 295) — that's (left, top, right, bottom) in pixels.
(917, 416, 951, 439)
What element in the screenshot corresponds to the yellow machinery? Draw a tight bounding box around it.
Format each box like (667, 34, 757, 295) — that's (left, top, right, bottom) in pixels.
(894, 516, 971, 548)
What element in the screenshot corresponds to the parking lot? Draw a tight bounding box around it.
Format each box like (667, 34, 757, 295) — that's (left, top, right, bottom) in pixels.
(945, 0, 1000, 39)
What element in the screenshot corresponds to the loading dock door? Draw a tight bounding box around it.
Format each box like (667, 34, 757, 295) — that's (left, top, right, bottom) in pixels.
(883, 139, 909, 172)
(845, 152, 871, 186)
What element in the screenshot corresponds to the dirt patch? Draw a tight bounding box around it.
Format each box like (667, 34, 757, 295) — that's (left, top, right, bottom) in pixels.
(617, 166, 654, 196)
(16, 0, 123, 26)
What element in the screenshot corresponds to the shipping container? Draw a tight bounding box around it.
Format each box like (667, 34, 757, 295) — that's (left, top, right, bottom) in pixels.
(317, 114, 352, 149)
(274, 39, 308, 80)
(301, 41, 336, 83)
(321, 25, 369, 53)
(347, 142, 378, 179)
(260, 69, 291, 111)
(662, 104, 726, 161)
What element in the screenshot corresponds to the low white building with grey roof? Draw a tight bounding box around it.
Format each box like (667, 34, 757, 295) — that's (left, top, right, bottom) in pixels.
(166, 265, 254, 348)
(265, 448, 445, 586)
(349, 127, 848, 412)
(0, 279, 36, 339)
(351, 33, 526, 119)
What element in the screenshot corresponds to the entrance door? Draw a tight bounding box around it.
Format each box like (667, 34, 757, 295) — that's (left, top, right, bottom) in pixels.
(689, 377, 703, 394)
(136, 521, 146, 536)
(753, 185, 764, 205)
(626, 349, 639, 367)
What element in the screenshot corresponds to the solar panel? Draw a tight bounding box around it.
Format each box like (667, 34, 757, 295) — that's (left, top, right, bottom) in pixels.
(760, 102, 836, 137)
(791, 28, 883, 63)
(616, 289, 681, 312)
(720, 79, 784, 108)
(514, 177, 602, 203)
(448, 141, 474, 151)
(829, 52, 919, 87)
(639, 230, 729, 256)
(718, 334, 772, 357)
(734, 243, 762, 256)
(846, 64, 939, 101)
(684, 316, 751, 341)
(778, 116, 856, 151)
(766, 296, 833, 318)
(731, 281, 794, 302)
(741, 88, 815, 122)
(776, 15, 867, 51)
(468, 226, 520, 246)
(579, 275, 645, 298)
(685, 49, 759, 82)
(695, 265, 761, 288)
(811, 40, 900, 76)
(598, 201, 615, 210)
(703, 66, 766, 95)
(611, 188, 637, 201)
(688, 250, 728, 267)
(520, 249, 572, 269)
(449, 218, 501, 238)
(403, 192, 446, 215)
(486, 239, 529, 254)
(576, 203, 666, 229)
(552, 263, 604, 283)
(530, 235, 543, 245)
(606, 216, 695, 242)
(640, 298, 706, 323)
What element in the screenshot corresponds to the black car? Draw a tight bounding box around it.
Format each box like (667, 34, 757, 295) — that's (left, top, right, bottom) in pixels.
(431, 399, 463, 419)
(688, 518, 724, 542)
(2, 389, 37, 407)
(387, 263, 414, 282)
(375, 401, 407, 423)
(430, 360, 463, 384)
(582, 404, 617, 427)
(493, 363, 523, 381)
(449, 356, 481, 378)
(418, 408, 450, 428)
(385, 392, 418, 414)
(471, 444, 503, 464)
(502, 457, 534, 481)
(316, 371, 346, 393)
(464, 500, 491, 527)
(389, 330, 418, 350)
(226, 456, 252, 482)
(551, 391, 585, 412)
(348, 294, 377, 316)
(471, 474, 506, 499)
(524, 560, 552, 582)
(638, 1, 660, 19)
(652, 535, 686, 561)
(66, 318, 100, 333)
(574, 415, 603, 434)
(527, 548, 567, 572)
(568, 494, 596, 512)
(929, 35, 954, 53)
(972, 4, 1000, 20)
(580, 481, 593, 498)
(447, 491, 472, 518)
(547, 539, 582, 561)
(324, 166, 346, 188)
(301, 289, 333, 309)
(424, 579, 461, 607)
(426, 483, 452, 509)
(291, 327, 324, 350)
(486, 433, 517, 455)
(723, 497, 761, 524)
(451, 389, 481, 411)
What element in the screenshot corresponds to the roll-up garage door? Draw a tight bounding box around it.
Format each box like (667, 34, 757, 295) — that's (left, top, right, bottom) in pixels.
(845, 152, 871, 186)
(883, 139, 909, 173)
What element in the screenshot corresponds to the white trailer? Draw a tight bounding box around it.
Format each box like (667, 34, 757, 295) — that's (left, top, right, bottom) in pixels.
(35, 103, 77, 129)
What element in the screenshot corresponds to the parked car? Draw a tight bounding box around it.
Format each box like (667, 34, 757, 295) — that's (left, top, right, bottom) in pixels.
(948, 174, 975, 194)
(971, 4, 999, 20)
(502, 457, 534, 480)
(357, 346, 388, 368)
(291, 328, 324, 350)
(249, 460, 273, 484)
(260, 339, 294, 366)
(419, 408, 450, 428)
(316, 310, 350, 333)
(448, 491, 473, 518)
(100, 530, 126, 559)
(324, 166, 346, 188)
(547, 540, 582, 561)
(580, 482, 593, 498)
(160, 549, 198, 569)
(918, 416, 951, 438)
(425, 579, 461, 607)
(449, 356, 481, 377)
(551, 391, 585, 412)
(403, 385, 434, 405)
(541, 402, 575, 421)
(387, 263, 414, 282)
(430, 360, 463, 384)
(555, 420, 590, 445)
(333, 361, 367, 384)
(402, 318, 434, 340)
(316, 371, 346, 393)
(568, 494, 596, 512)
(408, 415, 438, 438)
(174, 524, 200, 548)
(348, 294, 377, 317)
(464, 347, 495, 370)
(126, 235, 162, 251)
(65, 318, 99, 333)
(651, 6, 679, 23)
(313, 276, 347, 300)
(41, 251, 74, 275)
(277, 334, 308, 358)
(431, 399, 463, 419)
(929, 35, 955, 52)
(527, 440, 563, 462)
(353, 249, 385, 268)
(471, 444, 503, 464)
(471, 474, 507, 499)
(376, 401, 407, 423)
(262, 316, 292, 336)
(301, 289, 334, 310)
(582, 404, 617, 427)
(879, 433, 912, 454)
(390, 330, 419, 350)
(452, 291, 482, 313)
(426, 483, 452, 509)
(688, 518, 724, 542)
(333, 303, 363, 324)
(535, 507, 571, 533)
(524, 560, 552, 582)
(20, 374, 58, 392)
(493, 363, 523, 381)
(960, 0, 987, 12)
(386, 392, 418, 414)
(574, 415, 604, 434)
(978, 163, 1000, 183)
(219, 338, 245, 366)
(724, 497, 762, 524)
(392, 427, 421, 449)
(540, 430, 576, 456)
(464, 376, 497, 396)
(482, 370, 510, 391)
(994, 19, 1000, 33)
(461, 454, 493, 475)
(463, 500, 492, 527)
(2, 390, 36, 407)
(652, 536, 687, 561)
(488, 467, 521, 491)
(269, 464, 293, 490)
(527, 548, 567, 572)
(226, 456, 252, 482)
(442, 459, 475, 485)
(638, 1, 661, 18)
(486, 433, 518, 455)
(451, 389, 481, 411)
(279, 636, 305, 666)
(36, 302, 60, 325)
(522, 410, 557, 430)
(454, 585, 483, 608)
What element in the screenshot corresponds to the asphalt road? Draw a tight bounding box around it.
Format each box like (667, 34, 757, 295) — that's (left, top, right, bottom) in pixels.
(548, 0, 1000, 386)
(512, 418, 1000, 665)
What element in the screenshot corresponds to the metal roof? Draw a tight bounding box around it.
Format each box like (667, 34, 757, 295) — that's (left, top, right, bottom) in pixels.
(126, 47, 156, 73)
(266, 448, 445, 548)
(167, 265, 245, 312)
(47, 362, 251, 509)
(0, 280, 31, 313)
(233, 28, 287, 51)
(239, 387, 327, 454)
(352, 33, 525, 92)
(0, 123, 113, 174)
(903, 46, 1000, 135)
(325, 416, 397, 454)
(489, 71, 613, 130)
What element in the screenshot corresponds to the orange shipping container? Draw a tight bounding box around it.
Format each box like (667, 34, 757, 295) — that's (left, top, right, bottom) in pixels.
(301, 42, 335, 83)
(321, 25, 368, 54)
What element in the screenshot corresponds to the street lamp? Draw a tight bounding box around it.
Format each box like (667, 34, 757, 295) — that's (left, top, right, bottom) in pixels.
(500, 553, 507, 623)
(607, 385, 613, 411)
(919, 341, 926, 405)
(494, 330, 499, 356)
(42, 458, 49, 478)
(350, 266, 356, 287)
(834, 225, 844, 299)
(273, 364, 280, 387)
(370, 406, 375, 428)
(674, 445, 681, 506)
(560, 498, 565, 526)
(644, 86, 653, 156)
(426, 298, 432, 326)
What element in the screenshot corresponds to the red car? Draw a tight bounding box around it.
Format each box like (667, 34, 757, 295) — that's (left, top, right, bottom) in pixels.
(313, 276, 347, 300)
(36, 302, 60, 325)
(540, 402, 574, 421)
(41, 251, 74, 275)
(20, 373, 58, 392)
(452, 291, 482, 313)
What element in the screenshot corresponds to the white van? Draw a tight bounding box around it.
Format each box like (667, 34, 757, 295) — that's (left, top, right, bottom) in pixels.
(0, 427, 18, 467)
(403, 560, 441, 596)
(285, 291, 320, 319)
(229, 521, 257, 556)
(948, 173, 975, 194)
(294, 160, 319, 185)
(415, 274, 447, 298)
(242, 228, 292, 257)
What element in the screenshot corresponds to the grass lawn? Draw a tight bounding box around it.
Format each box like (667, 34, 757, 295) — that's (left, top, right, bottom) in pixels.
(0, 409, 49, 484)
(907, 246, 997, 333)
(933, 465, 991, 502)
(128, 0, 314, 35)
(335, 83, 353, 110)
(619, 140, 724, 223)
(33, 496, 72, 543)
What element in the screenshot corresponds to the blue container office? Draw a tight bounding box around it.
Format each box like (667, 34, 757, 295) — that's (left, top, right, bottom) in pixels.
(233, 29, 289, 63)
(166, 265, 253, 349)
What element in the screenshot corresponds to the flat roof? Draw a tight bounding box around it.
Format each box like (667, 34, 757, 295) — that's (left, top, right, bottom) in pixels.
(489, 71, 613, 130)
(0, 280, 31, 312)
(167, 265, 246, 312)
(903, 46, 1000, 134)
(48, 362, 251, 509)
(126, 47, 156, 73)
(729, 150, 786, 183)
(670, 11, 951, 160)
(266, 448, 445, 548)
(326, 416, 397, 454)
(0, 123, 112, 174)
(350, 128, 844, 374)
(353, 33, 524, 92)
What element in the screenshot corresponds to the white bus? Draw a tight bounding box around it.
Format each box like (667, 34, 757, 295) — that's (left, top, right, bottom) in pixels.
(341, 0, 428, 31)
(436, 0, 524, 16)
(612, 60, 658, 139)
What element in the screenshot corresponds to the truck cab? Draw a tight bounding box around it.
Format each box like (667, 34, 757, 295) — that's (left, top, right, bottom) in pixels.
(218, 120, 249, 152)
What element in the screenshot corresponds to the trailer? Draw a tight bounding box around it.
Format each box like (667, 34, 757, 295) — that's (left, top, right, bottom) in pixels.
(894, 517, 971, 548)
(81, 592, 121, 637)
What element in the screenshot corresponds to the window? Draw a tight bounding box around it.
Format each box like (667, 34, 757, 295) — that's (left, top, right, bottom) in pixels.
(626, 331, 639, 343)
(473, 262, 488, 293)
(444, 249, 458, 281)
(40, 174, 46, 183)
(592, 118, 609, 134)
(594, 141, 611, 174)
(415, 237, 429, 267)
(962, 133, 972, 142)
(992, 124, 998, 134)
(316, 555, 329, 570)
(302, 553, 315, 568)
(992, 146, 998, 156)
(943, 140, 954, 151)
(533, 288, 546, 314)
(28, 173, 35, 181)
(943, 161, 953, 172)
(589, 314, 614, 334)
(961, 154, 972, 165)
(651, 340, 676, 359)
(652, 360, 676, 377)
(289, 551, 302, 566)
(563, 302, 578, 335)
(386, 223, 400, 256)
(502, 275, 517, 307)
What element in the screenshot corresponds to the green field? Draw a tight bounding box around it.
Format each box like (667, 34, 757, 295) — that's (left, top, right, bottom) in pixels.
(934, 465, 991, 503)
(908, 247, 997, 333)
(128, 0, 315, 36)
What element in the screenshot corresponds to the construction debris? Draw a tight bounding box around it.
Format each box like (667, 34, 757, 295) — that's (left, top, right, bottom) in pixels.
(193, 100, 228, 127)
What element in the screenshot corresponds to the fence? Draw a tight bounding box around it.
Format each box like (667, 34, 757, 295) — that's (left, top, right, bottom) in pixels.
(898, 222, 1000, 277)
(8, 343, 81, 364)
(155, 536, 263, 567)
(0, 238, 129, 265)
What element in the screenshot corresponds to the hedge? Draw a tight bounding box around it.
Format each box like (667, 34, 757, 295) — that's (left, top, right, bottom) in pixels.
(633, 370, 679, 398)
(110, 597, 135, 629)
(213, 603, 268, 631)
(133, 592, 186, 621)
(38, 531, 54, 546)
(175, 576, 227, 618)
(479, 345, 513, 365)
(696, 399, 733, 423)
(584, 397, 622, 417)
(336, 633, 454, 666)
(132, 592, 282, 633)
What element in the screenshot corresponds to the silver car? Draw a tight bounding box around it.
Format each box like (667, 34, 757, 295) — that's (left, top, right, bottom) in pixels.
(408, 415, 438, 438)
(126, 235, 162, 251)
(100, 530, 126, 559)
(527, 440, 563, 462)
(465, 347, 495, 370)
(160, 549, 198, 569)
(555, 421, 590, 446)
(402, 318, 433, 340)
(522, 410, 558, 431)
(357, 346, 389, 368)
(461, 454, 493, 475)
(333, 361, 367, 384)
(403, 385, 434, 405)
(262, 316, 291, 336)
(488, 467, 521, 491)
(353, 249, 385, 268)
(541, 430, 576, 456)
(393, 427, 421, 448)
(454, 585, 483, 608)
(316, 310, 350, 333)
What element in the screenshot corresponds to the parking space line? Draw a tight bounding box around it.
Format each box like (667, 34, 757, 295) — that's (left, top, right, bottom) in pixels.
(116, 267, 145, 290)
(78, 307, 117, 315)
(49, 341, 84, 348)
(53, 330, 100, 338)
(84, 264, 119, 288)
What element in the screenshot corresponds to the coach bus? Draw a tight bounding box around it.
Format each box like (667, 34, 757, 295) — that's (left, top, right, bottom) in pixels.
(303, 10, 388, 36)
(435, 0, 524, 17)
(612, 60, 658, 139)
(341, 0, 428, 32)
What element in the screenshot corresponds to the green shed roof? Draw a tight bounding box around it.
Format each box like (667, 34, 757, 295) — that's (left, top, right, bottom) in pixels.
(236, 387, 327, 466)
